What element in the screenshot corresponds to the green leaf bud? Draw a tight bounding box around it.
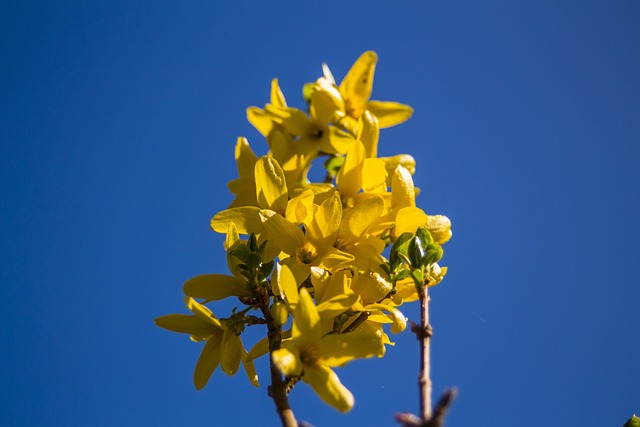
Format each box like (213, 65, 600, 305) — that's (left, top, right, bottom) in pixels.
(408, 235, 428, 270)
(425, 243, 443, 265)
(390, 232, 413, 271)
(324, 155, 345, 176)
(302, 82, 314, 104)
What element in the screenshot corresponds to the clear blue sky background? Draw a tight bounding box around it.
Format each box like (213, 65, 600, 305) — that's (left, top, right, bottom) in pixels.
(2, 1, 639, 426)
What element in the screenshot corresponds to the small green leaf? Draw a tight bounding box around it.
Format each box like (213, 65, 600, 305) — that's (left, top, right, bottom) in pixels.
(425, 243, 443, 265)
(416, 227, 434, 245)
(390, 232, 413, 271)
(248, 233, 258, 252)
(259, 260, 275, 280)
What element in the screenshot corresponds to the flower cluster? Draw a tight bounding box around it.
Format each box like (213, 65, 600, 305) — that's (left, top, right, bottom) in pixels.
(156, 51, 452, 413)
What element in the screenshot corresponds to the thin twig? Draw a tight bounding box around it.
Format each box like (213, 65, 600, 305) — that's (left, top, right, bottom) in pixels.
(257, 295, 298, 427)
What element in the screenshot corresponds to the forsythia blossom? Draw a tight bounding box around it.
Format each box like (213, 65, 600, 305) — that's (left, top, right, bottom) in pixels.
(156, 51, 452, 414)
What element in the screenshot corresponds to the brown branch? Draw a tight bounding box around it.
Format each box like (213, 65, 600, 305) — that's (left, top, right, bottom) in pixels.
(418, 288, 432, 420)
(258, 301, 298, 427)
(396, 286, 457, 427)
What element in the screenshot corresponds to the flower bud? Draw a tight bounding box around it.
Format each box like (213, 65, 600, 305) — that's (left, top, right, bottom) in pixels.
(270, 301, 289, 326)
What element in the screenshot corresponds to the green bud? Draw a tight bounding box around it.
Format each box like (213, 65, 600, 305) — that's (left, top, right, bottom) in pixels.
(270, 301, 289, 326)
(623, 415, 640, 427)
(415, 227, 434, 245)
(425, 243, 443, 265)
(408, 235, 427, 269)
(302, 82, 314, 104)
(324, 155, 345, 177)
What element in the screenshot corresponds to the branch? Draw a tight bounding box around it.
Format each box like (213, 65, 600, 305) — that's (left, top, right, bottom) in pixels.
(396, 287, 456, 427)
(258, 298, 298, 427)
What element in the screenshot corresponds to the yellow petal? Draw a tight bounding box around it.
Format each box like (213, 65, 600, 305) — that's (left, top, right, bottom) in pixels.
(426, 215, 453, 245)
(394, 207, 428, 237)
(313, 269, 351, 303)
(264, 105, 312, 137)
(316, 293, 358, 318)
(303, 364, 354, 413)
(194, 333, 223, 390)
(247, 107, 274, 137)
(340, 195, 384, 242)
(242, 354, 260, 387)
(272, 348, 303, 377)
(381, 154, 416, 186)
(255, 156, 288, 215)
(391, 165, 416, 209)
(281, 256, 312, 286)
(352, 271, 393, 305)
(367, 304, 407, 333)
(183, 274, 251, 301)
(366, 100, 413, 128)
(310, 78, 345, 127)
(225, 222, 240, 249)
(271, 78, 287, 108)
(317, 331, 385, 367)
(336, 140, 365, 198)
(154, 314, 216, 340)
(220, 329, 243, 376)
(185, 297, 222, 329)
(285, 189, 315, 225)
(235, 137, 258, 178)
(247, 337, 269, 362)
(358, 110, 379, 158)
(307, 191, 341, 244)
(211, 206, 264, 235)
(320, 126, 356, 155)
(339, 51, 377, 120)
(273, 263, 299, 310)
(259, 209, 305, 256)
(361, 158, 387, 193)
(293, 288, 322, 346)
(394, 277, 419, 303)
(348, 241, 385, 271)
(319, 247, 355, 270)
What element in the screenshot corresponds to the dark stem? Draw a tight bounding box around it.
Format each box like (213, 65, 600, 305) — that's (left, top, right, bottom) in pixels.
(418, 287, 432, 420)
(258, 301, 298, 427)
(397, 287, 456, 427)
(342, 311, 370, 333)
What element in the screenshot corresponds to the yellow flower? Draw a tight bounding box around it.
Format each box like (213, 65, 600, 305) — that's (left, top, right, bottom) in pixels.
(336, 139, 387, 203)
(155, 297, 258, 389)
(272, 288, 384, 412)
(324, 51, 414, 128)
(247, 80, 319, 189)
(260, 190, 353, 284)
(263, 104, 356, 156)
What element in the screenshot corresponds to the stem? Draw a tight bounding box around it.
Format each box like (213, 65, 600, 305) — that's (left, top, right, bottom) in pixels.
(259, 303, 298, 427)
(418, 287, 432, 421)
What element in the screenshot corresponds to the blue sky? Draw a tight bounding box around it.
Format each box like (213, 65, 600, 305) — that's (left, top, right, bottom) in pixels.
(2, 1, 639, 426)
